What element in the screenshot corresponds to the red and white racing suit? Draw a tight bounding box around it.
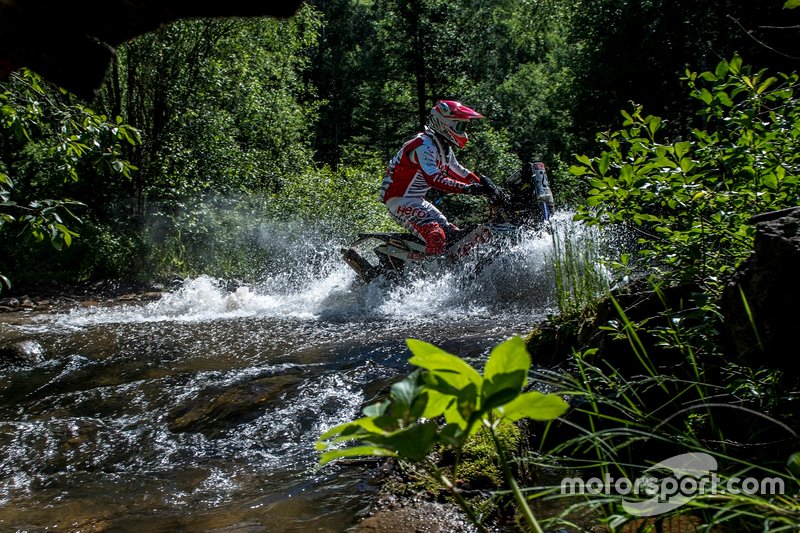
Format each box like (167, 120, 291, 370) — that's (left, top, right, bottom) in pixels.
(380, 127, 481, 255)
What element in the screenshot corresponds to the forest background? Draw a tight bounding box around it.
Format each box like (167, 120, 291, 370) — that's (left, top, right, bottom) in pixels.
(1, 0, 798, 287)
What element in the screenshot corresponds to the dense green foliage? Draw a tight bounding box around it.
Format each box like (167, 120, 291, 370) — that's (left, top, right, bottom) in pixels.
(537, 52, 800, 531)
(574, 56, 800, 290)
(0, 69, 140, 286)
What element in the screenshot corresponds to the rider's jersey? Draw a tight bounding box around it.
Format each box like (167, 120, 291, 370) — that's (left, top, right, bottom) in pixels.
(380, 127, 480, 202)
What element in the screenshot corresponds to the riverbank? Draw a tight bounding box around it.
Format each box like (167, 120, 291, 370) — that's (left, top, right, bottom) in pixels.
(0, 278, 168, 313)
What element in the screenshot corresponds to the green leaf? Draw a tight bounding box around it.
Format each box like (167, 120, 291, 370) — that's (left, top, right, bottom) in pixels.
(482, 336, 529, 408)
(407, 339, 483, 390)
(380, 421, 438, 462)
(391, 373, 423, 411)
(585, 196, 604, 207)
(598, 152, 610, 175)
(497, 391, 569, 421)
(674, 141, 691, 160)
(757, 77, 778, 94)
(788, 452, 800, 477)
(363, 399, 390, 418)
(785, 0, 800, 8)
(647, 116, 662, 137)
(420, 389, 453, 419)
(714, 60, 729, 79)
(730, 54, 743, 74)
(319, 445, 396, 465)
(318, 416, 389, 443)
(569, 165, 589, 176)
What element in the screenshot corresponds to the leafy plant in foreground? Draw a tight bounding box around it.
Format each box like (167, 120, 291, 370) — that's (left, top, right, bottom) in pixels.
(316, 336, 569, 532)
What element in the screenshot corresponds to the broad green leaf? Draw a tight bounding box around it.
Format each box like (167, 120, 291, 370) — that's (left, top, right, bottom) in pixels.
(318, 416, 389, 443)
(363, 399, 390, 418)
(569, 165, 589, 176)
(497, 391, 569, 421)
(785, 0, 800, 9)
(443, 397, 469, 428)
(320, 445, 396, 465)
(420, 389, 453, 419)
(390, 373, 423, 410)
(598, 152, 610, 176)
(380, 421, 438, 462)
(585, 195, 603, 207)
(757, 77, 778, 94)
(482, 337, 530, 408)
(788, 452, 800, 477)
(619, 164, 633, 184)
(716, 91, 733, 107)
(730, 54, 743, 74)
(674, 141, 691, 160)
(647, 116, 662, 137)
(407, 339, 483, 390)
(714, 60, 729, 79)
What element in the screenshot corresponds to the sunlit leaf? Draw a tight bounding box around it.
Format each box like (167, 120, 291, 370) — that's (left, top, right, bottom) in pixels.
(407, 339, 483, 390)
(319, 445, 396, 465)
(497, 391, 569, 421)
(482, 336, 529, 408)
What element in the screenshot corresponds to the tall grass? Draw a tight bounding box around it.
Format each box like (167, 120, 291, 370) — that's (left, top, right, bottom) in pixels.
(547, 216, 612, 316)
(518, 291, 799, 531)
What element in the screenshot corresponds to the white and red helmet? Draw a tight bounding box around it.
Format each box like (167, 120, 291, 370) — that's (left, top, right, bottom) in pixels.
(428, 100, 484, 149)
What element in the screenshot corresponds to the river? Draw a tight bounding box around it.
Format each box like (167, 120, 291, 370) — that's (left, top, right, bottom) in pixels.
(0, 218, 581, 531)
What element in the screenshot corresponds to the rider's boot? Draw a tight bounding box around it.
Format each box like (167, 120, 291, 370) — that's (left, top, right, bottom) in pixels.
(444, 223, 466, 244)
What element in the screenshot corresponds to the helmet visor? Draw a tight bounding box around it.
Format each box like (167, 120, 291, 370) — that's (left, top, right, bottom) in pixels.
(453, 120, 468, 134)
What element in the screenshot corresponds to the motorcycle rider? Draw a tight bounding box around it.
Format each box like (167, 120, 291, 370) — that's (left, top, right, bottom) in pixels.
(380, 99, 502, 257)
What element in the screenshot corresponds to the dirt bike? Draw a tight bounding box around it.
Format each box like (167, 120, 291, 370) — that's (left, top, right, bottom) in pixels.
(342, 162, 556, 284)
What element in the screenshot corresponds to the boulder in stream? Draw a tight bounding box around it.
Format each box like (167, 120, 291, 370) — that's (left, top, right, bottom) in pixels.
(167, 373, 301, 437)
(0, 339, 46, 366)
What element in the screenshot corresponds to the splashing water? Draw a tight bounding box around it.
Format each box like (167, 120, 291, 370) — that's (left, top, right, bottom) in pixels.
(0, 212, 609, 530)
(58, 212, 593, 326)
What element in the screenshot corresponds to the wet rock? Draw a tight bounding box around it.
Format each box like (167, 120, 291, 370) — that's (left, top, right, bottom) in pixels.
(141, 291, 164, 301)
(354, 499, 477, 533)
(168, 373, 300, 436)
(0, 297, 20, 309)
(0, 339, 46, 366)
(721, 206, 800, 371)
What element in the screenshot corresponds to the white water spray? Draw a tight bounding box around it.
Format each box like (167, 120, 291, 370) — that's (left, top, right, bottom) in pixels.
(49, 211, 609, 325)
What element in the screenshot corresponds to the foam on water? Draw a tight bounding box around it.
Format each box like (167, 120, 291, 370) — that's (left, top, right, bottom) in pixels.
(45, 211, 598, 327)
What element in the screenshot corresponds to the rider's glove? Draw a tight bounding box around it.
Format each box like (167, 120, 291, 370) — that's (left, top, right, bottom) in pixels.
(479, 175, 506, 203)
(463, 183, 484, 195)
